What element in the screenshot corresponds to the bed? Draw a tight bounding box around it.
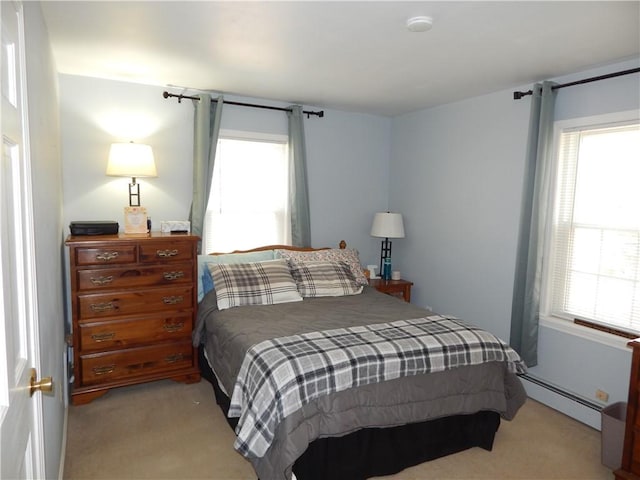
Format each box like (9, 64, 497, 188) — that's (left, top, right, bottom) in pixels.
(193, 242, 527, 480)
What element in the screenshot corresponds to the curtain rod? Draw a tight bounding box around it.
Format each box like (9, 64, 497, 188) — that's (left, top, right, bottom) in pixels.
(512, 67, 640, 100)
(162, 91, 324, 118)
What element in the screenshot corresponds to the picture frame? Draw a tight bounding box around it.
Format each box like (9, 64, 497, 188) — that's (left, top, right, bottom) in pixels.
(123, 206, 148, 234)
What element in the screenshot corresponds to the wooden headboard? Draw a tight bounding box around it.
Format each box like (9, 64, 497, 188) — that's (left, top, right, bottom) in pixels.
(210, 240, 347, 256)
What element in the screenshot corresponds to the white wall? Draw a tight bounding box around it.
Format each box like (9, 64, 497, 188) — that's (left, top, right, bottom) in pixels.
(389, 89, 528, 339)
(389, 58, 640, 427)
(60, 76, 194, 228)
(59, 75, 391, 267)
(24, 3, 65, 478)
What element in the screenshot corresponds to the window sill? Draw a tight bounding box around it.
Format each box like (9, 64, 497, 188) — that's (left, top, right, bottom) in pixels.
(539, 315, 634, 352)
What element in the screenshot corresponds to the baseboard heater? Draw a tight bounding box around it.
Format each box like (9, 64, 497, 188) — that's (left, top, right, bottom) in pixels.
(519, 373, 602, 412)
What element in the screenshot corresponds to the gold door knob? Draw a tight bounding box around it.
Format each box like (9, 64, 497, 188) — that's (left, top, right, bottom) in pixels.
(29, 368, 54, 397)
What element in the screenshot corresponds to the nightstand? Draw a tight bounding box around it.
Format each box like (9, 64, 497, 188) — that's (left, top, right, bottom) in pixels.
(368, 278, 413, 302)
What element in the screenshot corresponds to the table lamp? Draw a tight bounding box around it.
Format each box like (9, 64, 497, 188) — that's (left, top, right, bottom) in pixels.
(370, 212, 405, 278)
(106, 142, 157, 207)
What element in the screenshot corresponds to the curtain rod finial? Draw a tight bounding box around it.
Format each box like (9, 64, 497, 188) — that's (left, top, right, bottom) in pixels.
(513, 90, 532, 100)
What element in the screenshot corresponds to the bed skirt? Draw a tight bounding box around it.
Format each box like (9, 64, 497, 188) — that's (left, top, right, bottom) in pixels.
(198, 347, 500, 480)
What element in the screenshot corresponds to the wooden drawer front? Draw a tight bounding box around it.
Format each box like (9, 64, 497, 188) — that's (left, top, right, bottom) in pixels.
(75, 245, 137, 266)
(79, 341, 194, 386)
(78, 314, 192, 352)
(77, 263, 192, 291)
(139, 241, 194, 263)
(78, 286, 193, 319)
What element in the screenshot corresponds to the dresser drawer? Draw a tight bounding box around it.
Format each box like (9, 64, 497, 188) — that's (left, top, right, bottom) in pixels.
(77, 286, 193, 319)
(139, 241, 194, 263)
(79, 341, 194, 386)
(77, 263, 192, 291)
(75, 245, 137, 266)
(78, 313, 192, 351)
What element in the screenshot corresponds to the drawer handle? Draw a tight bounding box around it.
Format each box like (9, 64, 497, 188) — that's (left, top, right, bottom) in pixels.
(95, 252, 119, 262)
(162, 295, 184, 305)
(156, 249, 178, 258)
(165, 353, 184, 364)
(92, 365, 116, 376)
(163, 271, 185, 281)
(90, 302, 115, 312)
(163, 322, 184, 333)
(90, 332, 116, 342)
(90, 275, 114, 286)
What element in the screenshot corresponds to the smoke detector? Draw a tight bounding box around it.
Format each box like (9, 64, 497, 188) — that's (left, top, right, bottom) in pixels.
(406, 16, 433, 32)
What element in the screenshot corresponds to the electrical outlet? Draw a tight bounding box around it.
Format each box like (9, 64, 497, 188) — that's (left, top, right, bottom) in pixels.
(596, 389, 609, 402)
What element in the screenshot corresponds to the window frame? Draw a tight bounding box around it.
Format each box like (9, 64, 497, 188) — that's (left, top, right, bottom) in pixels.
(539, 110, 640, 349)
(202, 129, 290, 254)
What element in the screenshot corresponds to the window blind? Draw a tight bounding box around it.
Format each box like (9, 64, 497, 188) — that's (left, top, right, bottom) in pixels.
(546, 123, 640, 333)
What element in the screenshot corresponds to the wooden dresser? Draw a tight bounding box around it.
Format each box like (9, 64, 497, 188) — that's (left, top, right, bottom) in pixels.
(66, 233, 201, 405)
(616, 339, 640, 480)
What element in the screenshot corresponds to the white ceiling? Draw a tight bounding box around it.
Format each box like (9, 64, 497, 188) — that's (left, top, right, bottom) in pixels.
(41, 1, 640, 117)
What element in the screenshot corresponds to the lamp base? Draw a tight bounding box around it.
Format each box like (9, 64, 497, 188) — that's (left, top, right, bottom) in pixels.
(379, 238, 392, 277)
(128, 180, 141, 207)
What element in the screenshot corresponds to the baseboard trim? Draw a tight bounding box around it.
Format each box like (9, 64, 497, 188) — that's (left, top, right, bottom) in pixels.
(520, 373, 602, 411)
(521, 374, 603, 430)
(58, 406, 68, 480)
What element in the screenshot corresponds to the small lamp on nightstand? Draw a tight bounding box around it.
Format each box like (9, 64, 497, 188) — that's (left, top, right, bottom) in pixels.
(370, 212, 405, 278)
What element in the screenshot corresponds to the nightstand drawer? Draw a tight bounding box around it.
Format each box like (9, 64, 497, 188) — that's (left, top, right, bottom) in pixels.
(139, 241, 194, 263)
(75, 245, 137, 266)
(77, 263, 192, 291)
(78, 313, 192, 351)
(79, 341, 194, 385)
(77, 286, 193, 319)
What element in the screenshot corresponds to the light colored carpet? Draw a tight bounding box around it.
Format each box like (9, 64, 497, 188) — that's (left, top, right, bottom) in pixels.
(63, 379, 613, 480)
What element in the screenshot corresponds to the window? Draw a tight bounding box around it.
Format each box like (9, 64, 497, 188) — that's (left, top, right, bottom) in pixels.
(542, 117, 640, 335)
(203, 132, 290, 254)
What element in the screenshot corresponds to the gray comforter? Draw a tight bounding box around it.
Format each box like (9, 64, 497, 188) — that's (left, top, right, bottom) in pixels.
(194, 287, 527, 480)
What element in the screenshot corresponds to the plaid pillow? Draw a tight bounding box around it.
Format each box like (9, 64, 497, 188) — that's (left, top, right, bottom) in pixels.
(276, 248, 368, 285)
(197, 250, 275, 301)
(289, 260, 364, 297)
(207, 259, 302, 310)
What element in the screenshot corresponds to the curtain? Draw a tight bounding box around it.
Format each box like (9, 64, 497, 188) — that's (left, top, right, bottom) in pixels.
(287, 105, 311, 247)
(189, 94, 223, 252)
(510, 81, 557, 367)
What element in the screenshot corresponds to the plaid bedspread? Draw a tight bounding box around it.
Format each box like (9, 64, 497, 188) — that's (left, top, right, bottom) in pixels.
(228, 315, 526, 458)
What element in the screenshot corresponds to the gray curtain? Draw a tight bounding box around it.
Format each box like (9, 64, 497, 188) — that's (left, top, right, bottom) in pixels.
(189, 94, 223, 252)
(287, 105, 311, 247)
(510, 81, 557, 367)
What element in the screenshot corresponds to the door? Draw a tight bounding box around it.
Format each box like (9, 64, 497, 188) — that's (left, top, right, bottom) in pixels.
(0, 1, 46, 478)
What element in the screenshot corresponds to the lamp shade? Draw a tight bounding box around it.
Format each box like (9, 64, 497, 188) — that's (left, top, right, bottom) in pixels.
(370, 212, 405, 238)
(106, 142, 157, 178)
